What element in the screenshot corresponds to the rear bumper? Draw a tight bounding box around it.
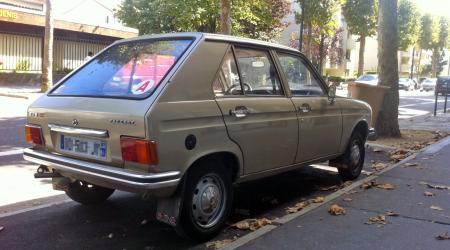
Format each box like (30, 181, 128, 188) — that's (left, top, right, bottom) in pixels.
(23, 148, 181, 195)
(368, 127, 377, 141)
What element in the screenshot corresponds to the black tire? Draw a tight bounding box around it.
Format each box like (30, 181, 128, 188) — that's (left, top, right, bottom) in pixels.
(175, 161, 233, 241)
(330, 132, 365, 181)
(65, 180, 115, 205)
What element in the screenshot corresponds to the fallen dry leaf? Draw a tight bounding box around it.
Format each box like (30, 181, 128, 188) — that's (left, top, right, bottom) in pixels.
(286, 202, 308, 214)
(376, 183, 395, 190)
(362, 170, 373, 176)
(320, 185, 338, 191)
(436, 232, 450, 240)
(366, 215, 387, 225)
(343, 197, 353, 202)
(430, 205, 444, 211)
(424, 191, 435, 197)
(361, 181, 395, 190)
(328, 204, 346, 215)
(372, 162, 387, 171)
(390, 149, 410, 162)
(206, 239, 234, 249)
(385, 211, 399, 217)
(232, 218, 272, 231)
(426, 183, 450, 190)
(361, 181, 377, 189)
(311, 196, 325, 203)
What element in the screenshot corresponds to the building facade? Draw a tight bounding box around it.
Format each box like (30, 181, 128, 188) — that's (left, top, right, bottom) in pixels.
(0, 0, 137, 80)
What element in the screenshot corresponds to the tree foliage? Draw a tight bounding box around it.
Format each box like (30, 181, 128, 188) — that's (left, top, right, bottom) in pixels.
(397, 0, 420, 51)
(115, 0, 290, 41)
(294, 0, 340, 72)
(342, 0, 378, 37)
(342, 0, 377, 76)
(418, 14, 438, 50)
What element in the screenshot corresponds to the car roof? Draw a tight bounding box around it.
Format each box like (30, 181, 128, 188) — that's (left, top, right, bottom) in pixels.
(112, 32, 301, 54)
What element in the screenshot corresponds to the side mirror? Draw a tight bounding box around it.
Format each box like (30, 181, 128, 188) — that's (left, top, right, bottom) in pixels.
(328, 85, 336, 102)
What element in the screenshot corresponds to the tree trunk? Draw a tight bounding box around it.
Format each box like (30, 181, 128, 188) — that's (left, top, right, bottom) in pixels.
(357, 35, 366, 77)
(305, 22, 312, 59)
(318, 33, 326, 74)
(416, 49, 422, 78)
(41, 0, 53, 92)
(410, 47, 415, 79)
(220, 0, 231, 35)
(431, 47, 439, 77)
(376, 0, 401, 137)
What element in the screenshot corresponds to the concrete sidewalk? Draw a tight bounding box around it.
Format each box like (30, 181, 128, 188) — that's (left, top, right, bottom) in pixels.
(400, 112, 450, 133)
(236, 138, 450, 250)
(0, 86, 42, 99)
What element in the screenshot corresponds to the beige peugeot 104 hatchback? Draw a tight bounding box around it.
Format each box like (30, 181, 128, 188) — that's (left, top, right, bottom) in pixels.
(24, 33, 374, 240)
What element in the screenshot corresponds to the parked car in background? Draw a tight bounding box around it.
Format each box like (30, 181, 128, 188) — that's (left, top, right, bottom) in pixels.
(398, 78, 415, 91)
(421, 78, 437, 92)
(23, 33, 374, 240)
(355, 74, 378, 86)
(436, 76, 450, 96)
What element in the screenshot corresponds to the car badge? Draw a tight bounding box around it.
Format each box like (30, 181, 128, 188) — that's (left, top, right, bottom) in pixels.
(72, 119, 79, 127)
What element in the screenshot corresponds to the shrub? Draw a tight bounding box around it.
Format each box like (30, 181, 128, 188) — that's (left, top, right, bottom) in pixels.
(15, 60, 31, 71)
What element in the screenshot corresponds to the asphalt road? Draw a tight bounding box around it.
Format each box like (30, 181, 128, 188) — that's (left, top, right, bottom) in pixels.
(0, 92, 444, 249)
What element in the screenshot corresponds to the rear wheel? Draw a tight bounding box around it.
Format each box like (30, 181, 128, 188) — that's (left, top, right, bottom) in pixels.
(65, 180, 115, 205)
(175, 162, 232, 241)
(330, 132, 365, 181)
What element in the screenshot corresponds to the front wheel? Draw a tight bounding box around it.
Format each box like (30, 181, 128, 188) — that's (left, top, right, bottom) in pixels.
(65, 180, 115, 205)
(330, 132, 365, 181)
(175, 162, 232, 241)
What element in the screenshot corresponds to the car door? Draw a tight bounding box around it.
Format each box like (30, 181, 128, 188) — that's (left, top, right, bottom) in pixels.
(213, 46, 298, 174)
(276, 52, 342, 163)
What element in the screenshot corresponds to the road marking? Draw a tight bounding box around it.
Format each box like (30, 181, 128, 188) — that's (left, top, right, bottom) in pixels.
(0, 149, 23, 157)
(0, 197, 71, 218)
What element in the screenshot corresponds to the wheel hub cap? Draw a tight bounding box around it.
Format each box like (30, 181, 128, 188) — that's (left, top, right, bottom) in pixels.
(192, 174, 226, 228)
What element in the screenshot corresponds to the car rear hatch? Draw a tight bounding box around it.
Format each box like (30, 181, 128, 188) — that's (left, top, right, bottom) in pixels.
(27, 97, 149, 168)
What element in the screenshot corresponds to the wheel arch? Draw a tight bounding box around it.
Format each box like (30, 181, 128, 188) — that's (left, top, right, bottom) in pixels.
(183, 151, 241, 183)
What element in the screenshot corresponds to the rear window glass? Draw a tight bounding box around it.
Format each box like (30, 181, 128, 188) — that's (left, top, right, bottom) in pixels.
(51, 39, 193, 99)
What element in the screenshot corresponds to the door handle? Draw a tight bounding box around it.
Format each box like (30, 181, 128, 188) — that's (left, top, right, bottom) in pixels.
(298, 103, 312, 113)
(230, 106, 250, 118)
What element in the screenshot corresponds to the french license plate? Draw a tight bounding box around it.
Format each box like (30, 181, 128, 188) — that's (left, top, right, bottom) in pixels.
(60, 135, 106, 159)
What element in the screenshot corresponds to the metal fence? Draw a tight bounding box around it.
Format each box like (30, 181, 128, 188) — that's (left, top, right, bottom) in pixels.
(0, 33, 42, 72)
(0, 32, 109, 73)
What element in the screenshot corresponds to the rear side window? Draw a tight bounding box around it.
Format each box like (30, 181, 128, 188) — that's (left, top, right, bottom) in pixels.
(51, 39, 193, 99)
(213, 49, 242, 96)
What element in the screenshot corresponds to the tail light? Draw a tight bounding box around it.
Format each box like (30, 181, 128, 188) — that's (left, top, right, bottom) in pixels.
(120, 137, 158, 165)
(25, 124, 44, 145)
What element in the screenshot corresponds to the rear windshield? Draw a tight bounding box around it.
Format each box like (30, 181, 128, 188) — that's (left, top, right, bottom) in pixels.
(51, 39, 193, 99)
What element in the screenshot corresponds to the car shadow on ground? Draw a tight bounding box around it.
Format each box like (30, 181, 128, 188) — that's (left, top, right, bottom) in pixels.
(1, 148, 391, 250)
